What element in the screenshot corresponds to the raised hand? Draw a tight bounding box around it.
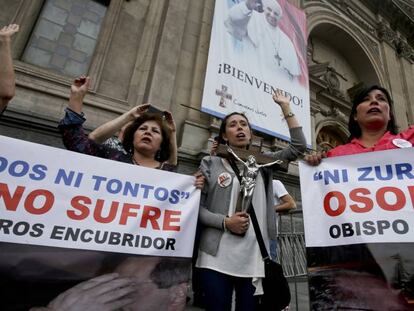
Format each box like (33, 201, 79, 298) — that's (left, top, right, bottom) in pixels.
(69, 76, 90, 114)
(163, 111, 176, 133)
(0, 24, 19, 42)
(272, 89, 290, 108)
(0, 24, 19, 111)
(272, 89, 300, 128)
(131, 103, 150, 119)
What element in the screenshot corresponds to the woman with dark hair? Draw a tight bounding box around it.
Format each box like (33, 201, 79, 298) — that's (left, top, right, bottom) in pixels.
(59, 76, 177, 171)
(304, 85, 414, 309)
(196, 90, 307, 310)
(122, 113, 174, 165)
(306, 85, 413, 164)
(347, 85, 398, 141)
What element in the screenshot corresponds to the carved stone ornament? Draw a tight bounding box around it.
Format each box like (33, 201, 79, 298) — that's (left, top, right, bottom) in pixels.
(319, 105, 348, 124)
(377, 22, 397, 44)
(330, 0, 349, 11)
(395, 38, 414, 59)
(325, 70, 340, 91)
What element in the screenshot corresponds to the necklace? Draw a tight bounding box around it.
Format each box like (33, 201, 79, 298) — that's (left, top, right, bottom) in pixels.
(132, 156, 139, 165)
(263, 24, 282, 67)
(132, 155, 162, 169)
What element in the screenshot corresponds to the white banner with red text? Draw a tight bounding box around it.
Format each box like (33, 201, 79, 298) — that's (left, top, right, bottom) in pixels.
(299, 148, 414, 247)
(0, 135, 200, 257)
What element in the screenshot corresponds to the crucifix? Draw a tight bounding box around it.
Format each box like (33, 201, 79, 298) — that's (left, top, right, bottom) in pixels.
(215, 85, 233, 108)
(215, 143, 288, 213)
(227, 147, 285, 213)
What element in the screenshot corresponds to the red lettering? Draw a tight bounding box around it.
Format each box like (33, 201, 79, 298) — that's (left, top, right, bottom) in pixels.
(163, 210, 181, 231)
(94, 199, 119, 223)
(323, 191, 346, 217)
(376, 187, 405, 211)
(68, 196, 91, 220)
(24, 189, 54, 215)
(349, 188, 373, 213)
(140, 205, 161, 229)
(407, 186, 414, 209)
(119, 203, 140, 225)
(0, 183, 25, 211)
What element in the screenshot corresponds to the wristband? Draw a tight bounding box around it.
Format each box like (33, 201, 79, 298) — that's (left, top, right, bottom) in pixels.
(284, 111, 295, 119)
(223, 217, 229, 232)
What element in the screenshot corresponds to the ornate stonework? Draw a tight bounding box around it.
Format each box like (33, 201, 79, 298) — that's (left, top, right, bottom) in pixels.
(348, 23, 381, 63)
(316, 126, 347, 152)
(346, 7, 377, 36)
(319, 105, 348, 124)
(329, 0, 414, 62)
(309, 63, 346, 99)
(395, 38, 414, 61)
(377, 21, 414, 62)
(393, 0, 414, 22)
(377, 21, 398, 44)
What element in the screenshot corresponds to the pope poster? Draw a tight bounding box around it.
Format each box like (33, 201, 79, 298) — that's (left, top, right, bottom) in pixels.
(202, 0, 310, 144)
(0, 135, 200, 310)
(299, 148, 414, 310)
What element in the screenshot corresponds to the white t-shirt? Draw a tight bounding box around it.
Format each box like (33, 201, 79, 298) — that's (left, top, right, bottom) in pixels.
(272, 179, 288, 205)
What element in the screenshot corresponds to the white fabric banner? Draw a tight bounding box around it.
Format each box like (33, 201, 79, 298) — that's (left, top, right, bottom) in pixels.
(201, 0, 310, 145)
(0, 136, 200, 257)
(299, 148, 414, 247)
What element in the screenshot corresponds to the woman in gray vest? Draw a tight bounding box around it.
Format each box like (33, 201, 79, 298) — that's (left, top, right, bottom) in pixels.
(195, 90, 306, 310)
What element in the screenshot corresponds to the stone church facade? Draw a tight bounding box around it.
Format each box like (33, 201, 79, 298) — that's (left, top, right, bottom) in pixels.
(1, 0, 413, 238)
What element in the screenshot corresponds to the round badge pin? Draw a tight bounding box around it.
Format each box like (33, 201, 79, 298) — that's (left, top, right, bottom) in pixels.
(392, 138, 412, 148)
(217, 172, 232, 188)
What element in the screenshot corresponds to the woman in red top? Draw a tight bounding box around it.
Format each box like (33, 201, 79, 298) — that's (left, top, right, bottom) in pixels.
(305, 85, 414, 310)
(306, 85, 414, 164)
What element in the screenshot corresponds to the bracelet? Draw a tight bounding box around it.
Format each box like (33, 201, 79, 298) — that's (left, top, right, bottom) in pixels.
(284, 111, 295, 119)
(223, 217, 228, 232)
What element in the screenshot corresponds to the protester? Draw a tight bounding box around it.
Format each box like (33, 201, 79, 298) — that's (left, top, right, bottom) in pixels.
(269, 179, 296, 261)
(304, 85, 414, 309)
(0, 23, 19, 115)
(305, 85, 413, 163)
(59, 76, 177, 169)
(56, 75, 204, 310)
(196, 90, 306, 310)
